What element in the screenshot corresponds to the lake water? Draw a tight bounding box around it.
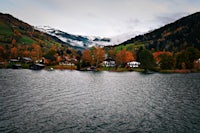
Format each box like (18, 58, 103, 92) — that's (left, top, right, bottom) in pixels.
(0, 69, 200, 133)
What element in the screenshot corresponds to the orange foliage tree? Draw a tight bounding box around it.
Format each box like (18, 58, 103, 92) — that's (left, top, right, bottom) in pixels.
(22, 50, 31, 57)
(11, 39, 16, 46)
(153, 51, 172, 62)
(92, 46, 105, 67)
(81, 49, 92, 66)
(107, 49, 115, 60)
(10, 47, 18, 58)
(116, 49, 134, 66)
(31, 44, 42, 60)
(0, 45, 7, 61)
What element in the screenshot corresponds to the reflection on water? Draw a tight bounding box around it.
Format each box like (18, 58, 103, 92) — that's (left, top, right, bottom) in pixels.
(0, 69, 200, 132)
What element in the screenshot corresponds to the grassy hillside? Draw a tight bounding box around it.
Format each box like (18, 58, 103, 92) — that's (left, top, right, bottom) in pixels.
(0, 12, 72, 61)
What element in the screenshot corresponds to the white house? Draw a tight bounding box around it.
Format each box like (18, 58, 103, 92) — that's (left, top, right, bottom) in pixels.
(127, 61, 140, 68)
(196, 58, 200, 63)
(102, 58, 116, 67)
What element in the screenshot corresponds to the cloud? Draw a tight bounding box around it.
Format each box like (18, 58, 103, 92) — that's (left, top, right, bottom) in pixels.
(155, 12, 189, 25)
(1, 0, 200, 37)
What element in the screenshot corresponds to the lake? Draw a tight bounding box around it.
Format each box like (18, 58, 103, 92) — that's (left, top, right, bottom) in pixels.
(0, 69, 200, 132)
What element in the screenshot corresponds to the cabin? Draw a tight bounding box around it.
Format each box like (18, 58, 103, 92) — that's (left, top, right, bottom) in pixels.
(59, 56, 77, 66)
(22, 57, 32, 64)
(102, 58, 116, 67)
(127, 61, 140, 68)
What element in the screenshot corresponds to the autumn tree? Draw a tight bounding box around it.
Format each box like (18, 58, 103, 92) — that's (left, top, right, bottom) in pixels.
(10, 47, 18, 58)
(0, 45, 7, 61)
(153, 51, 172, 63)
(11, 39, 16, 46)
(125, 51, 134, 63)
(92, 46, 105, 67)
(107, 49, 115, 60)
(31, 44, 42, 60)
(116, 49, 134, 67)
(81, 49, 92, 67)
(22, 50, 31, 57)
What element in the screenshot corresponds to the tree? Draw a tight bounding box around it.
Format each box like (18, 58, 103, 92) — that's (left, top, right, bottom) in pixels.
(158, 54, 174, 70)
(31, 44, 42, 60)
(116, 49, 125, 66)
(10, 47, 18, 58)
(0, 45, 7, 60)
(175, 52, 187, 69)
(116, 49, 134, 67)
(185, 47, 200, 69)
(153, 51, 172, 63)
(22, 50, 31, 57)
(92, 46, 105, 67)
(43, 49, 57, 62)
(81, 49, 92, 67)
(175, 47, 200, 69)
(139, 49, 155, 72)
(125, 51, 134, 63)
(107, 49, 115, 60)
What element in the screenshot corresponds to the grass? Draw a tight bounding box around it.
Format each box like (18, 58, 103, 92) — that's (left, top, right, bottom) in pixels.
(114, 42, 145, 53)
(0, 21, 13, 36)
(19, 35, 36, 44)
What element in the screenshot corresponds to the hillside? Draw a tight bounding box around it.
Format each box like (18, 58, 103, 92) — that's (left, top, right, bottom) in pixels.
(0, 12, 73, 61)
(119, 12, 200, 52)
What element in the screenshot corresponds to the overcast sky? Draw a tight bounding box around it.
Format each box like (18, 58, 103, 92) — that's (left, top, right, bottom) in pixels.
(0, 0, 200, 37)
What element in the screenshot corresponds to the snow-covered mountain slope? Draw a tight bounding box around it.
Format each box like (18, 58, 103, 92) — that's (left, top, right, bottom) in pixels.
(36, 26, 110, 48)
(35, 26, 138, 48)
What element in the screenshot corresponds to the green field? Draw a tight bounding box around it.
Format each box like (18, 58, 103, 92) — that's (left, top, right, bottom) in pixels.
(114, 42, 145, 52)
(0, 21, 13, 36)
(19, 35, 37, 44)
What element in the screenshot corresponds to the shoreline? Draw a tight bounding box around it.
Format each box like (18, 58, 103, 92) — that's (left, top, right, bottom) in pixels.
(1, 66, 199, 74)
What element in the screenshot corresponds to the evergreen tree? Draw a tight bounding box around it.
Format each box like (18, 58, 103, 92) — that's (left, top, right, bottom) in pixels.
(139, 49, 155, 72)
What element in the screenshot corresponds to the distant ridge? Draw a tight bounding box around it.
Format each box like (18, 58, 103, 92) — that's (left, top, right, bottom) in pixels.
(119, 12, 200, 52)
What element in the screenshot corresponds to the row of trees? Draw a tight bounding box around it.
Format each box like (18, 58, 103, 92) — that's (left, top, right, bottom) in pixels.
(145, 47, 200, 71)
(81, 47, 136, 68)
(1, 40, 200, 71)
(81, 46, 200, 71)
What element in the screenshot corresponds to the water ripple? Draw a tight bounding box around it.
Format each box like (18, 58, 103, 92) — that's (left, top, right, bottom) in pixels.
(0, 70, 200, 132)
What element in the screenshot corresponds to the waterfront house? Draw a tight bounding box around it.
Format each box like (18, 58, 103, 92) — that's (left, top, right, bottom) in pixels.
(22, 57, 32, 63)
(9, 59, 22, 69)
(59, 56, 77, 66)
(102, 58, 116, 67)
(127, 61, 140, 68)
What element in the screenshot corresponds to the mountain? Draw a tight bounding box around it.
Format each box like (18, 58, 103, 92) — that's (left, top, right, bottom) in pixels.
(36, 26, 112, 48)
(119, 12, 200, 52)
(0, 12, 74, 61)
(0, 12, 71, 47)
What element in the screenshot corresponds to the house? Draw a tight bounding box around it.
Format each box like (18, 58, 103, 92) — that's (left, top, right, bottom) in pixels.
(22, 57, 32, 63)
(9, 59, 22, 69)
(59, 56, 77, 66)
(127, 61, 140, 68)
(102, 58, 116, 67)
(196, 58, 200, 63)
